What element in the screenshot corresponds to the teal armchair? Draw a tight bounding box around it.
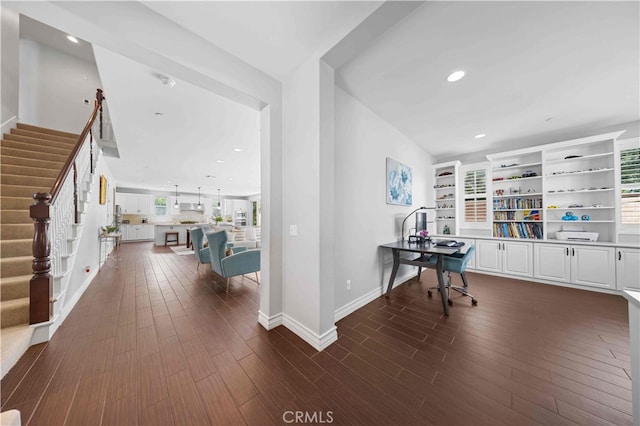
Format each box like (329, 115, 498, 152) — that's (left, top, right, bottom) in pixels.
(205, 229, 260, 292)
(189, 227, 211, 271)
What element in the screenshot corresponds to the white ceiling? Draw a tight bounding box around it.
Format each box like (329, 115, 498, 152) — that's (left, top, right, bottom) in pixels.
(336, 1, 640, 162)
(14, 1, 640, 195)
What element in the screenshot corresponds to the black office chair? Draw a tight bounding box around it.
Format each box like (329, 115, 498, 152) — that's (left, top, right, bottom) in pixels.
(427, 245, 477, 306)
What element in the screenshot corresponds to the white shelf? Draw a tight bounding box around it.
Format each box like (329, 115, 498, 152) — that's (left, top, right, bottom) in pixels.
(547, 188, 614, 194)
(545, 168, 614, 177)
(434, 185, 456, 190)
(547, 220, 615, 223)
(494, 208, 541, 211)
(492, 161, 542, 171)
(435, 218, 456, 221)
(545, 206, 614, 210)
(492, 175, 541, 183)
(546, 152, 613, 164)
(436, 207, 455, 210)
(494, 220, 543, 223)
(494, 193, 542, 198)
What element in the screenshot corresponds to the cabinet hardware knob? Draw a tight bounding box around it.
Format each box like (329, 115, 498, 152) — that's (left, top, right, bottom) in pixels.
(566, 247, 569, 256)
(572, 248, 575, 256)
(618, 251, 622, 261)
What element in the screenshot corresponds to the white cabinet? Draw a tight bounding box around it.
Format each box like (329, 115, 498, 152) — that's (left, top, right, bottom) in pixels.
(534, 243, 615, 289)
(119, 193, 152, 215)
(121, 224, 154, 241)
(616, 247, 640, 290)
(476, 239, 533, 277)
(454, 238, 476, 270)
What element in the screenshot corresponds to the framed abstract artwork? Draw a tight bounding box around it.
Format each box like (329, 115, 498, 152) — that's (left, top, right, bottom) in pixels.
(386, 158, 412, 206)
(99, 175, 107, 205)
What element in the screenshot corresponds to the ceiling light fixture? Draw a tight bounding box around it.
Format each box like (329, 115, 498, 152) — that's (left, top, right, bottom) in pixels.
(447, 70, 465, 82)
(217, 189, 221, 207)
(66, 35, 78, 43)
(154, 73, 176, 88)
(197, 186, 202, 209)
(216, 160, 224, 163)
(174, 185, 179, 209)
(474, 134, 486, 139)
(233, 148, 242, 152)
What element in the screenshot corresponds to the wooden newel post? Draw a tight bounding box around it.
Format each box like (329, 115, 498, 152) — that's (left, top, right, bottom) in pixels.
(30, 192, 53, 324)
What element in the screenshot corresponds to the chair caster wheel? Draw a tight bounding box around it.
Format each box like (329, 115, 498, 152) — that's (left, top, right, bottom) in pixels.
(472, 299, 478, 305)
(448, 299, 453, 306)
(427, 290, 432, 298)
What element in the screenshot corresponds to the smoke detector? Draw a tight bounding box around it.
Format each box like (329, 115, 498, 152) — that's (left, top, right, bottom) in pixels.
(154, 73, 176, 88)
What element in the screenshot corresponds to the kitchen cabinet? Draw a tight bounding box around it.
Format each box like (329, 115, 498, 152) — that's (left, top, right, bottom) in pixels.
(119, 193, 152, 215)
(616, 247, 640, 290)
(121, 224, 155, 241)
(534, 243, 615, 289)
(453, 237, 476, 270)
(476, 239, 533, 277)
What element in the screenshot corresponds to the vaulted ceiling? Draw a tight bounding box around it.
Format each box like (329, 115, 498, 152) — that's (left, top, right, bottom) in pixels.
(12, 1, 640, 195)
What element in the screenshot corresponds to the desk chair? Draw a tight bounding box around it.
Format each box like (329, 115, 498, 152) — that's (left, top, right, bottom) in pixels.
(427, 245, 477, 306)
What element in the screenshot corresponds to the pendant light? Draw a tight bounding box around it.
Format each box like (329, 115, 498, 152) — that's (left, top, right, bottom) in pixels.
(174, 185, 179, 209)
(217, 189, 221, 207)
(197, 186, 202, 209)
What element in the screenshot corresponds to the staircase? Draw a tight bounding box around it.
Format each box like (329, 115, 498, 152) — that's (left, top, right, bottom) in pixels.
(1, 123, 79, 373)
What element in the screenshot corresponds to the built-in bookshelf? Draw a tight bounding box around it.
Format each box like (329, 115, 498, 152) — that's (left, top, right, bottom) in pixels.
(433, 161, 460, 235)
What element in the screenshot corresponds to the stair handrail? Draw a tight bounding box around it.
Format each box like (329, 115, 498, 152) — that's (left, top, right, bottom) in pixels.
(29, 88, 104, 325)
(50, 88, 104, 204)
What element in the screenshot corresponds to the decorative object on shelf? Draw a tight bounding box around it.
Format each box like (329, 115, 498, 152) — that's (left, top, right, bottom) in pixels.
(386, 157, 412, 206)
(562, 211, 579, 221)
(174, 185, 179, 209)
(99, 175, 107, 205)
(522, 170, 537, 178)
(581, 214, 591, 221)
(443, 224, 451, 234)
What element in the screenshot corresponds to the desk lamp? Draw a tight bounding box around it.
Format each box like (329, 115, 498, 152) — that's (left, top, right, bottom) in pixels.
(401, 206, 435, 241)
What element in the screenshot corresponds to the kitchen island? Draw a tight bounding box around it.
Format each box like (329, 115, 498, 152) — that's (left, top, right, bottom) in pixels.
(153, 223, 210, 246)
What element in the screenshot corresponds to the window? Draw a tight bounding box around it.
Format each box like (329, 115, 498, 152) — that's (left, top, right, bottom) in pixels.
(154, 196, 167, 216)
(461, 165, 488, 226)
(620, 143, 640, 229)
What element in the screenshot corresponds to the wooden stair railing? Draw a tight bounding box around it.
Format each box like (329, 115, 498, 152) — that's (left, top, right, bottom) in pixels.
(29, 89, 104, 325)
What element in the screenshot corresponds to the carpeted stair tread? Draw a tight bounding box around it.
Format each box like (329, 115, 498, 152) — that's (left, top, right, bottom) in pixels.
(16, 123, 79, 139)
(3, 133, 77, 151)
(1, 324, 34, 379)
(0, 275, 30, 301)
(0, 298, 30, 328)
(0, 239, 31, 258)
(0, 224, 33, 240)
(11, 127, 78, 144)
(1, 139, 74, 157)
(0, 147, 70, 163)
(0, 210, 31, 224)
(1, 184, 50, 198)
(0, 256, 32, 277)
(0, 197, 34, 210)
(0, 154, 65, 170)
(1, 164, 61, 178)
(1, 174, 55, 188)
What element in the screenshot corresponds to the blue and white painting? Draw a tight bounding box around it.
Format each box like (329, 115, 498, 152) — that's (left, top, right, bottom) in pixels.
(386, 158, 412, 206)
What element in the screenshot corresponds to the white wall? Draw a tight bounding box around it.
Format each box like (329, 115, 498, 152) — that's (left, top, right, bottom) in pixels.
(1, 6, 20, 126)
(333, 87, 434, 313)
(19, 39, 101, 133)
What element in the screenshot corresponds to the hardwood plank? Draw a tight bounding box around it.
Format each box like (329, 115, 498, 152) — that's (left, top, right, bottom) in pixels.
(239, 396, 278, 426)
(212, 351, 258, 406)
(166, 369, 210, 425)
(195, 373, 247, 426)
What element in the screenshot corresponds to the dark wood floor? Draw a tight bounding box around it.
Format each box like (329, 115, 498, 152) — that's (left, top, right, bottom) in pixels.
(1, 242, 632, 425)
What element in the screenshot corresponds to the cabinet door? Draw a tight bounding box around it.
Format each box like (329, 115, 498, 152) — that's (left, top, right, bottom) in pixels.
(503, 241, 533, 277)
(137, 195, 152, 215)
(534, 243, 571, 283)
(119, 194, 136, 214)
(616, 248, 640, 290)
(571, 246, 615, 289)
(475, 240, 502, 273)
(455, 238, 476, 270)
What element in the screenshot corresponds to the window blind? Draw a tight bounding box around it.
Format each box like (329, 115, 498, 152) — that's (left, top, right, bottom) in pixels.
(464, 169, 487, 223)
(620, 147, 640, 225)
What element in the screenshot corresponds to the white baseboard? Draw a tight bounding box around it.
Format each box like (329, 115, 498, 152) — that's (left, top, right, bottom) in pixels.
(1, 116, 17, 135)
(258, 310, 283, 329)
(334, 270, 416, 322)
(282, 313, 337, 351)
(60, 268, 98, 323)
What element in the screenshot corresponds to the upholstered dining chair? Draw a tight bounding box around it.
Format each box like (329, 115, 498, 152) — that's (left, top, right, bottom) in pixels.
(427, 244, 477, 305)
(205, 229, 260, 292)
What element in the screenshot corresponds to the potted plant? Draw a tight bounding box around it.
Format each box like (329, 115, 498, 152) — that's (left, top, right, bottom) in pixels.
(102, 225, 119, 235)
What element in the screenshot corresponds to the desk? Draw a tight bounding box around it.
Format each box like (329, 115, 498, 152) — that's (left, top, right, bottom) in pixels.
(380, 241, 460, 316)
(99, 232, 122, 270)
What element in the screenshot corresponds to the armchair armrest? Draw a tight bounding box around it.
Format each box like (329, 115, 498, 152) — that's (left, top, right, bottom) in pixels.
(220, 249, 260, 277)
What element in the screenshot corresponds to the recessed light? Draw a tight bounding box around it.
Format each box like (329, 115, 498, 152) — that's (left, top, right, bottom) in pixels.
(474, 134, 486, 139)
(545, 117, 554, 122)
(66, 35, 78, 44)
(228, 178, 233, 181)
(233, 148, 242, 152)
(447, 70, 465, 82)
(216, 160, 224, 163)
